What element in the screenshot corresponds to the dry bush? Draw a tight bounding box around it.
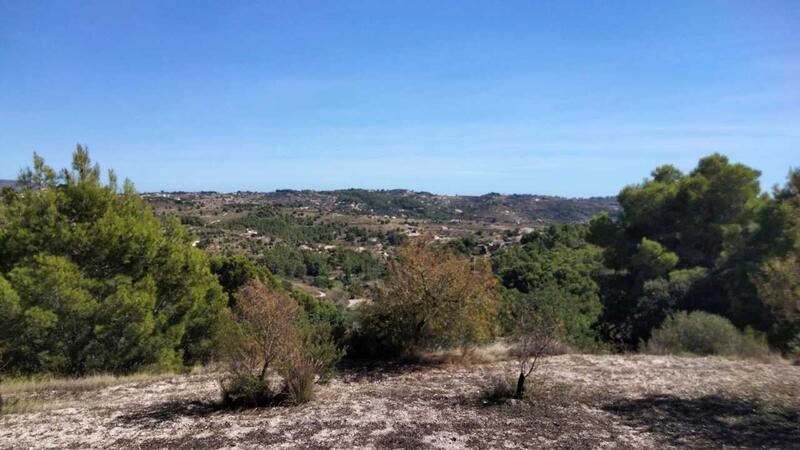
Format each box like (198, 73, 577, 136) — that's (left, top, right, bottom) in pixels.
(223, 281, 300, 380)
(281, 357, 316, 404)
(480, 373, 583, 409)
(362, 242, 499, 358)
(508, 338, 573, 358)
(0, 369, 181, 415)
(219, 280, 342, 407)
(417, 340, 517, 366)
(477, 312, 562, 404)
(219, 281, 301, 406)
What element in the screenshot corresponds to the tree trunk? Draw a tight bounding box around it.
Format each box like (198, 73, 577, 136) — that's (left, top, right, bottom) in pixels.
(259, 361, 269, 380)
(515, 372, 526, 399)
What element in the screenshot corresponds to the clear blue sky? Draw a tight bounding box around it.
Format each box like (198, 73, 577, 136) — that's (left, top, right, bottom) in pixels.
(1, 1, 798, 196)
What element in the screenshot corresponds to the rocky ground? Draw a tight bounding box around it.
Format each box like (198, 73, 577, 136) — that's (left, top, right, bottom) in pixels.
(2, 354, 799, 449)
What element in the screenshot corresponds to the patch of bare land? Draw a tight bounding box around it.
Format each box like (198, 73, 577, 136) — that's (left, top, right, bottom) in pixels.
(2, 354, 798, 449)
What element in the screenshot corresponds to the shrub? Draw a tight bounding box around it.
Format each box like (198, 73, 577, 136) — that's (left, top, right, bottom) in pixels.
(644, 311, 769, 357)
(280, 358, 316, 404)
(362, 242, 499, 357)
(221, 375, 281, 408)
(480, 376, 515, 404)
(509, 309, 561, 399)
(219, 280, 342, 407)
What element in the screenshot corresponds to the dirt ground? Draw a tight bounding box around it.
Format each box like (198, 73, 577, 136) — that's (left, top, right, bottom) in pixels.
(2, 354, 799, 449)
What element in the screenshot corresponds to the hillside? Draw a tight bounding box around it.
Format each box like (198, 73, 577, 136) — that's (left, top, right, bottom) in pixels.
(142, 189, 619, 302)
(233, 189, 619, 225)
(145, 189, 617, 225)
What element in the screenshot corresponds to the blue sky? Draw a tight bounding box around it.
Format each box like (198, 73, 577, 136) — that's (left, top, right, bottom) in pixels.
(1, 1, 798, 196)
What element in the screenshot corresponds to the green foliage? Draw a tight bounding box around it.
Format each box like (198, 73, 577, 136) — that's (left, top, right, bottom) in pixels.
(334, 189, 449, 220)
(260, 243, 307, 278)
(644, 311, 769, 357)
(0, 148, 227, 375)
(616, 154, 761, 268)
(227, 207, 341, 243)
(263, 243, 382, 278)
(587, 154, 800, 350)
(443, 236, 478, 256)
(492, 225, 603, 350)
(330, 247, 384, 281)
(259, 242, 384, 296)
(221, 375, 280, 408)
(294, 290, 347, 330)
(632, 239, 678, 279)
(384, 231, 407, 246)
(210, 254, 278, 305)
(179, 215, 208, 227)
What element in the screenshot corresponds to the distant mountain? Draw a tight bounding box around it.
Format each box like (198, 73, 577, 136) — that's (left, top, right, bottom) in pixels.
(246, 188, 619, 225)
(0, 179, 18, 189)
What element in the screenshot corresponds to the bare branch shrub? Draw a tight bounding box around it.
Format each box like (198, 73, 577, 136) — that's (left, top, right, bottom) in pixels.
(219, 280, 300, 406)
(511, 311, 561, 399)
(226, 280, 300, 380)
(218, 280, 342, 406)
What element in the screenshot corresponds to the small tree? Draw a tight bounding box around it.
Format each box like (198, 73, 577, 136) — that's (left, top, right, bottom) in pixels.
(219, 280, 342, 406)
(221, 281, 299, 380)
(511, 308, 560, 400)
(365, 242, 498, 356)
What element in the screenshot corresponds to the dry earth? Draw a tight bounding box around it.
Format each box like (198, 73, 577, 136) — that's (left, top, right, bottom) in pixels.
(2, 354, 799, 449)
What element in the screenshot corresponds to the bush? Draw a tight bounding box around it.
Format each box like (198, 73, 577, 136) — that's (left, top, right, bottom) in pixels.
(480, 376, 515, 404)
(218, 280, 342, 407)
(362, 242, 499, 356)
(644, 311, 769, 357)
(221, 375, 282, 408)
(280, 358, 316, 404)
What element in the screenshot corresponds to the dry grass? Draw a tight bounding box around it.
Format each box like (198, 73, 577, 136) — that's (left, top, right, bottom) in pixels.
(0, 372, 178, 397)
(0, 396, 46, 415)
(0, 367, 214, 416)
(415, 341, 515, 366)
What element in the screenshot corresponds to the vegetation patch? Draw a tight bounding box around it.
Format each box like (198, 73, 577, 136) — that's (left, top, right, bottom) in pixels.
(644, 311, 770, 357)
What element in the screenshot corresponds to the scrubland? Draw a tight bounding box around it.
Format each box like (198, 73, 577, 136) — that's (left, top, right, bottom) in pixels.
(2, 354, 798, 449)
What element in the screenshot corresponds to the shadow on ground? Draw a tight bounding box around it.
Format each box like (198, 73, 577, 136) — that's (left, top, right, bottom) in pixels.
(335, 359, 433, 383)
(603, 394, 800, 448)
(116, 400, 220, 427)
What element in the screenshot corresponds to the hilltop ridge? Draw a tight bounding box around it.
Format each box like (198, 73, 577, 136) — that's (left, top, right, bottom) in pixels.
(144, 188, 619, 226)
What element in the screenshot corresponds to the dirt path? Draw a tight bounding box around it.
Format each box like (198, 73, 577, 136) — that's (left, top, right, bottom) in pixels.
(2, 355, 798, 449)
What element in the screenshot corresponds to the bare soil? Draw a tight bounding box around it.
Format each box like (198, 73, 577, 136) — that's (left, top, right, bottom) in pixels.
(2, 354, 798, 449)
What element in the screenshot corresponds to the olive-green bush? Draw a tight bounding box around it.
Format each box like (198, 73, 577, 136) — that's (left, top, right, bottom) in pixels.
(644, 311, 769, 357)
